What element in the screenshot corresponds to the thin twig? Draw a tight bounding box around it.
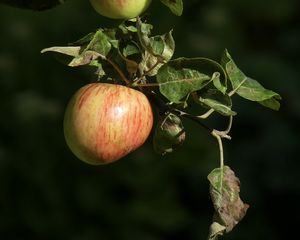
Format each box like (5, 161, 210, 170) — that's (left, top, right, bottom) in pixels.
(133, 82, 160, 87)
(133, 59, 162, 85)
(148, 91, 213, 133)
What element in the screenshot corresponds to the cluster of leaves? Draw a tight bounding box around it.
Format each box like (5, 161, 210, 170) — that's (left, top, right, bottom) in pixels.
(39, 1, 281, 239)
(41, 17, 280, 238)
(42, 18, 280, 150)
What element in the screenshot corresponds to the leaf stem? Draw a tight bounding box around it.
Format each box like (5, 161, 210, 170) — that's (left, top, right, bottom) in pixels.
(212, 130, 224, 169)
(198, 79, 247, 119)
(228, 78, 247, 97)
(198, 109, 215, 119)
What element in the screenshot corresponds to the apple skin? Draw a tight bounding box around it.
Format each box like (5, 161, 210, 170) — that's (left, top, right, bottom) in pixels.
(89, 0, 152, 19)
(64, 83, 153, 165)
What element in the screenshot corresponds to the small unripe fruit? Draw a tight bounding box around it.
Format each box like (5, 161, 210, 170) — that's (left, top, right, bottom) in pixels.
(89, 0, 152, 19)
(64, 83, 153, 165)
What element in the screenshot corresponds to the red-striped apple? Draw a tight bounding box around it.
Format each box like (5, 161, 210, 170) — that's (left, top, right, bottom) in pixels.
(89, 0, 152, 19)
(64, 83, 153, 165)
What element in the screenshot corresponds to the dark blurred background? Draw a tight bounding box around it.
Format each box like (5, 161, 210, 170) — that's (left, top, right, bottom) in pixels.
(0, 0, 299, 239)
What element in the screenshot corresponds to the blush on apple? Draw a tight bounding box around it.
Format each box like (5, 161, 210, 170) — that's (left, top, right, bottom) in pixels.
(64, 83, 153, 165)
(89, 0, 152, 19)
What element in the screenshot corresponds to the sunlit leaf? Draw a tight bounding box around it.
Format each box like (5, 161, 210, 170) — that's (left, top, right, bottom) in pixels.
(157, 58, 224, 103)
(222, 50, 281, 110)
(41, 46, 81, 57)
(84, 30, 112, 57)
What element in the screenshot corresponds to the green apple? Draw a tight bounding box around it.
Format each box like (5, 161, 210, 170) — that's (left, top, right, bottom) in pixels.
(89, 0, 152, 19)
(64, 83, 153, 165)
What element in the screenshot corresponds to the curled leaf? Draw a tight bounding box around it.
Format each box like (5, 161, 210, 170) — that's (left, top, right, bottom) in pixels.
(196, 89, 236, 116)
(208, 166, 249, 233)
(137, 19, 175, 76)
(153, 113, 185, 155)
(208, 222, 226, 240)
(41, 46, 81, 57)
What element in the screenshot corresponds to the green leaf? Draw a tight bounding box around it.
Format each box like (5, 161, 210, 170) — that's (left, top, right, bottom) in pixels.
(84, 30, 112, 57)
(160, 0, 183, 16)
(157, 58, 224, 103)
(41, 46, 81, 57)
(208, 222, 226, 240)
(212, 72, 227, 95)
(222, 49, 281, 110)
(259, 98, 281, 111)
(153, 113, 185, 155)
(198, 89, 236, 116)
(42, 30, 114, 68)
(41, 46, 82, 65)
(122, 44, 140, 57)
(208, 166, 249, 233)
(119, 22, 138, 34)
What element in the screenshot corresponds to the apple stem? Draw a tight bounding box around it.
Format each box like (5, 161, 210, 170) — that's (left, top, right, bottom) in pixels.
(105, 58, 131, 85)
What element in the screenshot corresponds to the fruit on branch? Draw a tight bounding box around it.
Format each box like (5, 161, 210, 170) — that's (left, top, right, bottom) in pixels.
(64, 83, 153, 165)
(89, 0, 152, 19)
